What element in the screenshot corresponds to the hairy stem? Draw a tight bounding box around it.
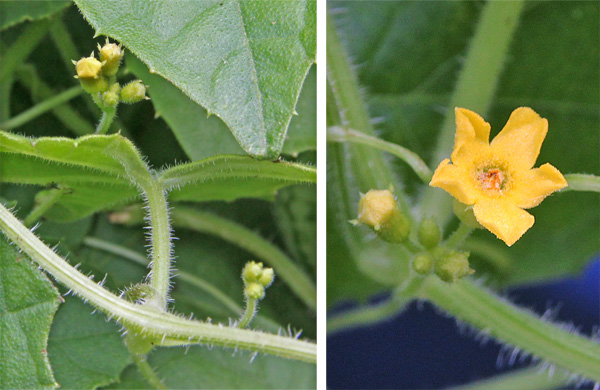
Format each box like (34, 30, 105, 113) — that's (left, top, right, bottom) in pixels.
(169, 207, 316, 310)
(421, 277, 600, 381)
(446, 365, 567, 390)
(130, 353, 167, 390)
(327, 126, 433, 183)
(0, 86, 82, 130)
(0, 203, 316, 363)
(23, 187, 67, 227)
(445, 223, 473, 247)
(95, 108, 117, 134)
(563, 173, 600, 193)
(237, 298, 258, 329)
(420, 1, 526, 226)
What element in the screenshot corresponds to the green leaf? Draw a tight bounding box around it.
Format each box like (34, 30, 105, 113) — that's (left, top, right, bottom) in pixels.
(0, 131, 142, 221)
(0, 1, 69, 31)
(74, 0, 316, 159)
(331, 1, 599, 286)
(107, 346, 315, 390)
(126, 54, 244, 161)
(160, 156, 316, 202)
(282, 66, 316, 157)
(47, 297, 131, 390)
(0, 236, 60, 389)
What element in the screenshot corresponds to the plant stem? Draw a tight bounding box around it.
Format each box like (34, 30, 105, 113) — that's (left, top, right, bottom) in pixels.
(445, 223, 473, 248)
(23, 187, 66, 227)
(327, 126, 433, 183)
(327, 12, 412, 222)
(563, 173, 600, 193)
(82, 237, 241, 315)
(144, 180, 172, 310)
(130, 353, 167, 390)
(0, 19, 50, 83)
(328, 275, 424, 333)
(1, 86, 82, 130)
(446, 365, 567, 390)
(170, 207, 316, 310)
(0, 202, 316, 363)
(420, 1, 526, 226)
(421, 277, 600, 381)
(96, 109, 117, 134)
(237, 298, 257, 329)
(460, 239, 512, 275)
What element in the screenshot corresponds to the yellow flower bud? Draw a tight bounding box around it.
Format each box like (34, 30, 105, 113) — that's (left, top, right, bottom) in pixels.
(243, 261, 263, 282)
(75, 56, 102, 79)
(99, 40, 124, 77)
(258, 268, 275, 287)
(245, 282, 265, 300)
(357, 189, 410, 243)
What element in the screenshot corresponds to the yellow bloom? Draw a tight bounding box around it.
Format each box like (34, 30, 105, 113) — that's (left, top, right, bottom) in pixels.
(430, 107, 567, 246)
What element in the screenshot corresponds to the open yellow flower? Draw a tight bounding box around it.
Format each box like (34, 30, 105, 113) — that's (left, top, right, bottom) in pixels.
(430, 107, 567, 246)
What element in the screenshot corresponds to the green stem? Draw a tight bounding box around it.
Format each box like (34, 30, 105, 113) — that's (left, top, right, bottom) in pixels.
(446, 365, 567, 390)
(0, 86, 82, 130)
(420, 1, 526, 226)
(144, 180, 172, 310)
(327, 12, 412, 223)
(0, 202, 316, 363)
(445, 223, 473, 247)
(0, 19, 50, 83)
(95, 109, 117, 134)
(23, 187, 66, 227)
(563, 173, 600, 193)
(328, 275, 424, 333)
(82, 237, 241, 316)
(16, 65, 94, 135)
(460, 239, 512, 275)
(170, 207, 316, 311)
(421, 277, 600, 381)
(130, 353, 167, 390)
(327, 126, 433, 183)
(237, 298, 258, 329)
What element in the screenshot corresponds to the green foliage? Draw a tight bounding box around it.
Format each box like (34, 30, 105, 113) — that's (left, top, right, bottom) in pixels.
(75, 0, 316, 159)
(47, 297, 131, 389)
(0, 237, 60, 389)
(0, 1, 69, 30)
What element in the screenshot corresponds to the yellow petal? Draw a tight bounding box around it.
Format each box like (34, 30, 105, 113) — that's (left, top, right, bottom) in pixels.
(430, 159, 480, 205)
(490, 107, 548, 170)
(473, 198, 534, 246)
(452, 108, 491, 163)
(509, 163, 568, 209)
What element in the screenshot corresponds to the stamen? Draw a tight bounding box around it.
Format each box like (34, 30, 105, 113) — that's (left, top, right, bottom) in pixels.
(478, 169, 505, 191)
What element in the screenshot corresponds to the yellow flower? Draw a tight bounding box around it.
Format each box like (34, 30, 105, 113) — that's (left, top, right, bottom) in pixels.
(430, 107, 567, 246)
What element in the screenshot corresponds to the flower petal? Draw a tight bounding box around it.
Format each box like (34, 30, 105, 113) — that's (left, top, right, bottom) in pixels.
(452, 108, 491, 163)
(473, 198, 534, 246)
(430, 159, 480, 205)
(509, 163, 568, 209)
(490, 107, 548, 170)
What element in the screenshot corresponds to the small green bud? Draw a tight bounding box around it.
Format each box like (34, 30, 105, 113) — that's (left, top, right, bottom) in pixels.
(120, 80, 148, 104)
(245, 282, 265, 300)
(434, 250, 474, 283)
(125, 331, 154, 355)
(417, 217, 441, 249)
(258, 267, 274, 287)
(98, 40, 124, 77)
(412, 253, 433, 275)
(243, 261, 263, 282)
(453, 199, 482, 229)
(357, 189, 410, 243)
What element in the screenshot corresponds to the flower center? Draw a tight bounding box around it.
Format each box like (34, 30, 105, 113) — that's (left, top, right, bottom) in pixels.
(476, 167, 510, 194)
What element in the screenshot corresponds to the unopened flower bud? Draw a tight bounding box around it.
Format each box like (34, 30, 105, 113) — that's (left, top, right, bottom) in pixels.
(245, 282, 265, 300)
(357, 189, 410, 243)
(418, 217, 441, 249)
(412, 253, 433, 275)
(434, 250, 474, 283)
(74, 56, 107, 93)
(99, 40, 124, 77)
(258, 268, 274, 287)
(243, 261, 263, 282)
(120, 80, 148, 104)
